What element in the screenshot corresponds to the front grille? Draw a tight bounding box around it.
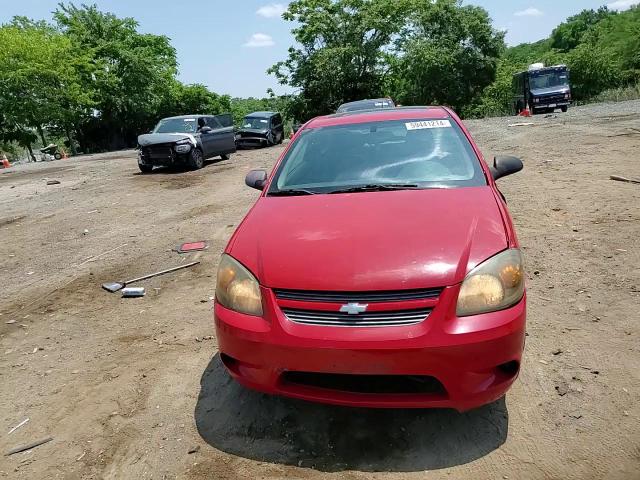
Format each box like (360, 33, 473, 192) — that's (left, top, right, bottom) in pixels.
(274, 288, 442, 303)
(239, 132, 266, 139)
(281, 371, 445, 394)
(282, 308, 430, 327)
(539, 94, 566, 104)
(143, 145, 173, 160)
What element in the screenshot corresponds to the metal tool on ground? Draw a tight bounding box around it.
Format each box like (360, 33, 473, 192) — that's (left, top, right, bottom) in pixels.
(122, 287, 146, 298)
(102, 261, 200, 293)
(5, 437, 53, 456)
(174, 241, 208, 253)
(610, 175, 640, 184)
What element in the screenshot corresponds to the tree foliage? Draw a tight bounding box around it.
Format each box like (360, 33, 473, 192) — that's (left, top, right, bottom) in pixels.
(271, 0, 504, 119)
(390, 0, 504, 111)
(269, 0, 405, 119)
(550, 7, 613, 52)
(467, 5, 640, 117)
(0, 3, 273, 157)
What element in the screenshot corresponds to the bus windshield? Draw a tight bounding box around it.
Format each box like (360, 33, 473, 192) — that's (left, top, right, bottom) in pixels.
(530, 71, 569, 90)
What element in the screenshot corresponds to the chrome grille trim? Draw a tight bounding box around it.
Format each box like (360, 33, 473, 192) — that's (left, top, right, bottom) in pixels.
(283, 308, 431, 327)
(274, 288, 442, 303)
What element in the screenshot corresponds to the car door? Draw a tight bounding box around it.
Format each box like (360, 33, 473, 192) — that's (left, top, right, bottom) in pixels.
(203, 116, 230, 156)
(272, 114, 284, 142)
(197, 116, 216, 158)
(213, 114, 237, 153)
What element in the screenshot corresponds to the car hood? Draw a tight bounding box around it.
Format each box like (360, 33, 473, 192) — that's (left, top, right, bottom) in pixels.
(138, 133, 197, 147)
(228, 187, 508, 291)
(531, 86, 570, 96)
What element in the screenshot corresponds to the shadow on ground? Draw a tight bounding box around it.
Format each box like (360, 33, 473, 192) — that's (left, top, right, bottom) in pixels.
(194, 354, 509, 472)
(132, 156, 231, 175)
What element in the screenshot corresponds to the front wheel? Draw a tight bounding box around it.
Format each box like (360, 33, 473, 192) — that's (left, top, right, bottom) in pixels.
(188, 148, 204, 170)
(138, 163, 153, 173)
(560, 106, 568, 113)
(220, 153, 230, 160)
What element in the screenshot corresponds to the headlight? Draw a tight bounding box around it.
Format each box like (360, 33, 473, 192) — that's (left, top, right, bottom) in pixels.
(175, 142, 191, 154)
(564, 94, 569, 99)
(456, 249, 524, 316)
(533, 98, 539, 103)
(215, 254, 263, 316)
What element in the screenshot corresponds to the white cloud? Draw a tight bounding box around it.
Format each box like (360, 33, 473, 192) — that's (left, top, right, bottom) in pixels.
(607, 0, 639, 10)
(256, 3, 286, 18)
(514, 7, 544, 17)
(244, 33, 275, 48)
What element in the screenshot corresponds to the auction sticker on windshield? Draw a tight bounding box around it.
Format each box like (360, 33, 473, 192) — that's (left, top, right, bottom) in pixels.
(406, 119, 451, 130)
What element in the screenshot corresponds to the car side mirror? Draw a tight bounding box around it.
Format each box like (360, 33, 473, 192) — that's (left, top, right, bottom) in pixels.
(200, 126, 212, 134)
(490, 155, 523, 181)
(245, 169, 268, 190)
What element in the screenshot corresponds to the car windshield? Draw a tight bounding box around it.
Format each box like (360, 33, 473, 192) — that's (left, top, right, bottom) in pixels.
(243, 117, 269, 129)
(530, 71, 569, 89)
(154, 118, 197, 134)
(268, 118, 486, 194)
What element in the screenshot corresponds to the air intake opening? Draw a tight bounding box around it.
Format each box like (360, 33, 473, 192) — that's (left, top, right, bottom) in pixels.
(281, 371, 446, 395)
(498, 360, 520, 376)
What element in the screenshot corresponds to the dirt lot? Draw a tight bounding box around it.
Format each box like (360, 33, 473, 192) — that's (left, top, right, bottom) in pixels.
(1, 101, 639, 479)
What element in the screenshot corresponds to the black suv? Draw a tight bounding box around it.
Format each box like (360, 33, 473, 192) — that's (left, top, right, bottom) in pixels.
(137, 114, 236, 172)
(236, 111, 284, 148)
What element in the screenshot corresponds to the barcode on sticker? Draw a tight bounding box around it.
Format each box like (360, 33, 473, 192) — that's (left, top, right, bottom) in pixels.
(406, 120, 451, 130)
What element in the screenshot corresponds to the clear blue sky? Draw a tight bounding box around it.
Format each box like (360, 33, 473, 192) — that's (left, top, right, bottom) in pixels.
(0, 0, 636, 98)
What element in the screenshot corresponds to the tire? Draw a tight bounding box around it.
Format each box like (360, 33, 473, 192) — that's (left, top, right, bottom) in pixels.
(560, 106, 568, 113)
(187, 148, 204, 170)
(138, 163, 153, 173)
(277, 132, 284, 144)
(266, 132, 275, 147)
(54, 153, 62, 160)
(220, 153, 230, 160)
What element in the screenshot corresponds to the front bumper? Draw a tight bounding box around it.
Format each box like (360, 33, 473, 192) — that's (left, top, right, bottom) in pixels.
(533, 100, 570, 109)
(214, 286, 526, 411)
(235, 135, 268, 148)
(138, 146, 189, 166)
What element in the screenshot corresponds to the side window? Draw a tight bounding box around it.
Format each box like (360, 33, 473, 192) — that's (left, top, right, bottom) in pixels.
(214, 113, 233, 128)
(207, 116, 221, 128)
(274, 114, 282, 126)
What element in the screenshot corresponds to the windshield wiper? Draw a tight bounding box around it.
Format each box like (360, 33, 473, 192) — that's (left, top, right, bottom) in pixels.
(328, 183, 420, 194)
(268, 188, 318, 196)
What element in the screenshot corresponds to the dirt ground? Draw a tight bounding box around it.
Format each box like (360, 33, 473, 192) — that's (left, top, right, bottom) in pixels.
(1, 101, 639, 480)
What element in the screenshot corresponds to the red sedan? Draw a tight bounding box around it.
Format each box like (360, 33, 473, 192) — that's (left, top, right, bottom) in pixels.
(214, 107, 525, 411)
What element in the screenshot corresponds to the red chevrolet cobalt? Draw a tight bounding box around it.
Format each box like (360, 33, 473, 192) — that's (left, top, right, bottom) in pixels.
(214, 107, 526, 411)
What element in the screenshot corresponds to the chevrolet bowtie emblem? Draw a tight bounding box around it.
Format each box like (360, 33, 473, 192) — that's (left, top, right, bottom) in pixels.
(339, 303, 368, 315)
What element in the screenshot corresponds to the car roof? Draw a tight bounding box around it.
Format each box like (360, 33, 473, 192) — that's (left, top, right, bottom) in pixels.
(307, 106, 452, 129)
(339, 98, 393, 106)
(245, 111, 278, 118)
(161, 115, 206, 120)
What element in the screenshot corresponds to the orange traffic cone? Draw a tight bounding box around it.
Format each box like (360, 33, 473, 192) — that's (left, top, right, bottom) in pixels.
(1, 154, 11, 169)
(519, 103, 532, 117)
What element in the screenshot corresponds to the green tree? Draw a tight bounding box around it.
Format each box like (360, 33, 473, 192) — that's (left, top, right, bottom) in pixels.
(269, 0, 406, 119)
(0, 20, 93, 157)
(550, 7, 614, 52)
(391, 0, 504, 112)
(54, 3, 178, 149)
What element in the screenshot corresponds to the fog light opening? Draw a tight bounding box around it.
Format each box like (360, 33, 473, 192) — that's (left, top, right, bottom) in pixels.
(220, 353, 238, 369)
(498, 360, 520, 377)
